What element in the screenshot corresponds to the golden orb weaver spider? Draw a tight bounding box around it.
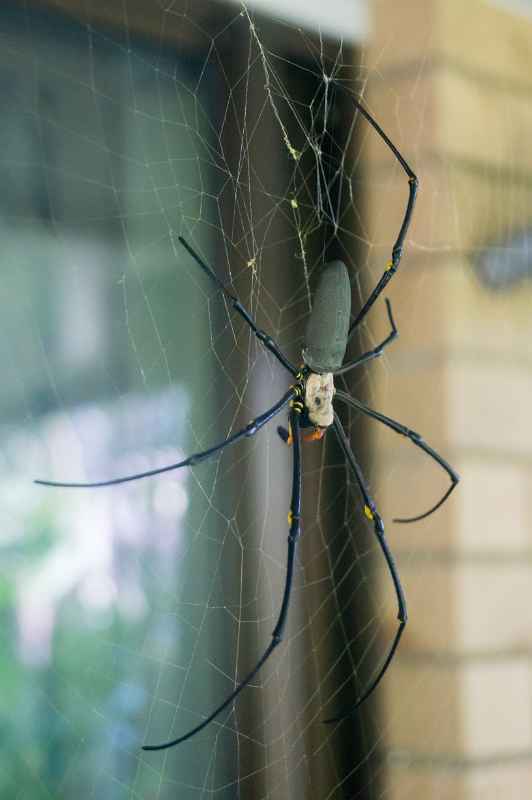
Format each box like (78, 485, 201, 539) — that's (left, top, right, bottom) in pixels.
(35, 94, 459, 751)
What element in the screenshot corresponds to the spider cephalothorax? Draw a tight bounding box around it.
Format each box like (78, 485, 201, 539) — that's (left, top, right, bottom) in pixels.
(304, 371, 335, 427)
(36, 93, 459, 754)
(278, 369, 335, 444)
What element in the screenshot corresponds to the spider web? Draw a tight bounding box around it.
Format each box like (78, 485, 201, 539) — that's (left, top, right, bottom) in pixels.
(0, 3, 446, 799)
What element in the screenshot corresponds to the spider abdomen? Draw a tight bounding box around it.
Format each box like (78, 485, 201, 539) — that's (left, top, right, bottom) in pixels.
(302, 260, 351, 373)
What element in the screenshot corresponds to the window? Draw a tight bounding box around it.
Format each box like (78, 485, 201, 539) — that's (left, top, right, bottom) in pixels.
(1, 3, 365, 797)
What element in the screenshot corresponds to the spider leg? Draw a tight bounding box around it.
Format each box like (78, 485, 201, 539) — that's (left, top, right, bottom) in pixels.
(335, 390, 460, 523)
(334, 298, 397, 377)
(331, 87, 418, 339)
(179, 237, 297, 376)
(142, 406, 303, 751)
(277, 425, 291, 444)
(35, 389, 295, 489)
(323, 413, 406, 722)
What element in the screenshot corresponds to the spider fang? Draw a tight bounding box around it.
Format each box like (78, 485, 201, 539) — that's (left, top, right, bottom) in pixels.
(303, 428, 326, 443)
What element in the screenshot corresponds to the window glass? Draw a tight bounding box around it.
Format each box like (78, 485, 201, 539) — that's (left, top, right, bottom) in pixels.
(0, 7, 231, 795)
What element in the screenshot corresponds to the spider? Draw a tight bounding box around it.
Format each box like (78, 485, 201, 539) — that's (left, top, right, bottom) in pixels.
(35, 96, 459, 752)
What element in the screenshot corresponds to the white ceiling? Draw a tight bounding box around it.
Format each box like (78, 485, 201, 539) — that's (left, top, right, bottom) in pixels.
(231, 0, 369, 42)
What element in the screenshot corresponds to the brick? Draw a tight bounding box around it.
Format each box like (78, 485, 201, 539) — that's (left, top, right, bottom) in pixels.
(369, 0, 439, 69)
(370, 0, 532, 90)
(444, 260, 532, 361)
(457, 460, 529, 554)
(383, 662, 462, 753)
(366, 153, 532, 258)
(386, 763, 532, 800)
(462, 659, 532, 756)
(368, 363, 450, 447)
(365, 160, 460, 258)
(440, 0, 532, 87)
(467, 763, 532, 799)
(437, 168, 532, 256)
(438, 69, 532, 174)
(384, 659, 532, 759)
(377, 558, 456, 654)
(379, 557, 532, 656)
(378, 458, 460, 553)
(448, 360, 532, 457)
(385, 767, 468, 800)
(362, 71, 437, 171)
(458, 563, 532, 653)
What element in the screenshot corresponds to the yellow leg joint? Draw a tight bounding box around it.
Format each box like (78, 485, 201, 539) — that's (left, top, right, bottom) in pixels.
(364, 504, 374, 521)
(288, 510, 293, 526)
(385, 259, 393, 271)
(289, 399, 304, 414)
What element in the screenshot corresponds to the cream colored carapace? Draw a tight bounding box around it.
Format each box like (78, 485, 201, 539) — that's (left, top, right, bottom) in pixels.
(304, 371, 335, 428)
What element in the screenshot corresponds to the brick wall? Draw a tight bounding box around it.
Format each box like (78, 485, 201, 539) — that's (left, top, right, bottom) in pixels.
(364, 0, 532, 797)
